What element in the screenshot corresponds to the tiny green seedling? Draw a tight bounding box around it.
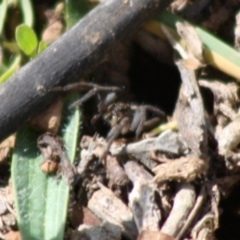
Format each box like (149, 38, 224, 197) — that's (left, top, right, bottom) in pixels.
(15, 24, 47, 57)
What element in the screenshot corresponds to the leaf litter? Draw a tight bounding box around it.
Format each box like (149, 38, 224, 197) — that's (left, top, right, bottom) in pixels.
(2, 0, 240, 239)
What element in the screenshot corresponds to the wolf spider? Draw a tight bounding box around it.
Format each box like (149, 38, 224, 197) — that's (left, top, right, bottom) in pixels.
(57, 80, 166, 153)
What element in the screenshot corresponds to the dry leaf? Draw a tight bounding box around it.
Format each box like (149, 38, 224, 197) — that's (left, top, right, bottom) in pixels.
(42, 21, 64, 44)
(30, 98, 63, 133)
(0, 135, 15, 149)
(153, 157, 208, 183)
(0, 134, 16, 163)
(42, 3, 64, 44)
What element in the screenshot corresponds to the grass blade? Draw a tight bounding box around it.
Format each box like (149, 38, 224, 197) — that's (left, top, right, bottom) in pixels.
(0, 0, 8, 35)
(19, 0, 34, 27)
(11, 95, 80, 240)
(144, 11, 240, 80)
(0, 54, 21, 84)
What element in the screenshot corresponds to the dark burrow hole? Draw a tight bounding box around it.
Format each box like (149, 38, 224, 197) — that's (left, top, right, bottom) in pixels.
(80, 43, 182, 137)
(129, 43, 181, 115)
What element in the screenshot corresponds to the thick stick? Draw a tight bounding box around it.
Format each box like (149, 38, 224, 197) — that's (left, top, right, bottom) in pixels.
(0, 0, 171, 142)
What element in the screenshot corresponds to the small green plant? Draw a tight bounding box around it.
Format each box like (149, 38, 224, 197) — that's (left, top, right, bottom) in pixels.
(15, 24, 38, 57)
(9, 1, 90, 239)
(15, 24, 48, 57)
(12, 95, 80, 240)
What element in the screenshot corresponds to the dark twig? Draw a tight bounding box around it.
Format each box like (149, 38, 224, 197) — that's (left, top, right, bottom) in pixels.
(0, 0, 172, 142)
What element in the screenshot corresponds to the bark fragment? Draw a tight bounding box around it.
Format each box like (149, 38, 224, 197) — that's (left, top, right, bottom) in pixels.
(153, 157, 208, 183)
(88, 183, 138, 239)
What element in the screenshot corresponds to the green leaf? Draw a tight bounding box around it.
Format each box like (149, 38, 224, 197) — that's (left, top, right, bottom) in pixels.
(15, 24, 38, 56)
(19, 0, 34, 27)
(38, 40, 48, 54)
(0, 0, 8, 35)
(11, 94, 80, 240)
(0, 54, 21, 84)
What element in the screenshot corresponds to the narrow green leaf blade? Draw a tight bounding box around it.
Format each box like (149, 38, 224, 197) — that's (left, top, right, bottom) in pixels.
(38, 40, 48, 54)
(15, 24, 38, 56)
(0, 54, 21, 84)
(0, 0, 8, 35)
(12, 95, 80, 240)
(19, 0, 34, 27)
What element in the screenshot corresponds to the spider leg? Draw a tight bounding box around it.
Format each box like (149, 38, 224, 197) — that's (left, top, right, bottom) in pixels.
(143, 105, 166, 118)
(143, 117, 161, 131)
(64, 84, 122, 109)
(130, 107, 142, 131)
(69, 88, 97, 109)
(130, 106, 146, 138)
(91, 113, 102, 125)
(100, 123, 123, 163)
(55, 79, 122, 93)
(54, 81, 96, 92)
(131, 105, 166, 138)
(106, 117, 130, 151)
(143, 105, 166, 131)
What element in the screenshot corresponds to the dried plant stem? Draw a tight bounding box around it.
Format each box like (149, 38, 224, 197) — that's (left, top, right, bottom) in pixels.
(161, 183, 196, 237)
(176, 186, 206, 239)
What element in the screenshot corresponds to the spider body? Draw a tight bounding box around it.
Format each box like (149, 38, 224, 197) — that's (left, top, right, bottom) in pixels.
(104, 102, 166, 151)
(57, 81, 166, 153)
